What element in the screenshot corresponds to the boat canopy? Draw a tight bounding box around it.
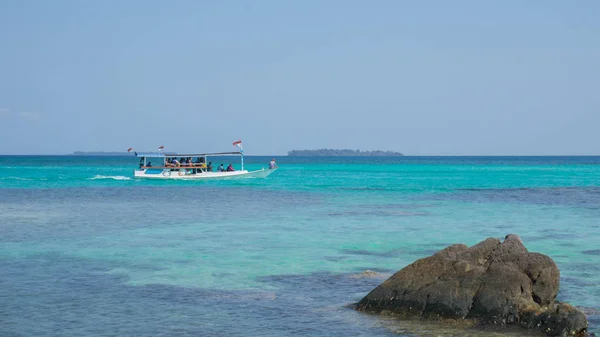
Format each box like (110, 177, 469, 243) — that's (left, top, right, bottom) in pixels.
(135, 151, 241, 158)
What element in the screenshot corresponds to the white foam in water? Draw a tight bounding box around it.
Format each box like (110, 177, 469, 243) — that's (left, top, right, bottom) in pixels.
(0, 176, 50, 181)
(90, 175, 131, 180)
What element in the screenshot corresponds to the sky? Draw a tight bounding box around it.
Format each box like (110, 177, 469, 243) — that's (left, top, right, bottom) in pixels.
(0, 0, 599, 155)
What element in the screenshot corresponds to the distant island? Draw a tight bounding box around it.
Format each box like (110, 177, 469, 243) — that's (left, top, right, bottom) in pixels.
(71, 151, 132, 156)
(287, 149, 404, 156)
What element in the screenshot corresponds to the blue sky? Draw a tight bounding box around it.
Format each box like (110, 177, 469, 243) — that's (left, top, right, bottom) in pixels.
(1, 0, 598, 155)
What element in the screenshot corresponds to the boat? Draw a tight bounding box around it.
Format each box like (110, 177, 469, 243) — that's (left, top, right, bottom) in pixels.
(131, 143, 277, 180)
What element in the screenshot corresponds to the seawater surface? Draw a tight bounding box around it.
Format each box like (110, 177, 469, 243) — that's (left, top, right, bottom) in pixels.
(1, 156, 599, 336)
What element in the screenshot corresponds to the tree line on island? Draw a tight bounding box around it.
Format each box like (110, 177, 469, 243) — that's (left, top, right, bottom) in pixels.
(287, 149, 404, 156)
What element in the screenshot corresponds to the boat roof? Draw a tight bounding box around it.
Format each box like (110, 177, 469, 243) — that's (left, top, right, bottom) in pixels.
(135, 152, 241, 158)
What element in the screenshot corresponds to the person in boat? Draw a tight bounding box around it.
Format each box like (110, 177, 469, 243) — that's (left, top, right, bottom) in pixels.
(207, 162, 213, 172)
(196, 157, 212, 172)
(195, 158, 206, 172)
(172, 158, 180, 166)
(146, 161, 152, 167)
(226, 164, 235, 172)
(217, 164, 224, 172)
(269, 158, 278, 169)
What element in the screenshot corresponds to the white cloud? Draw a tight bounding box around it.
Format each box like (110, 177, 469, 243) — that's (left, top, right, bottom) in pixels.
(19, 111, 42, 121)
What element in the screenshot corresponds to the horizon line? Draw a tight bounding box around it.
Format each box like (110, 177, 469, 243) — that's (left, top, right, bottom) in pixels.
(2, 153, 600, 157)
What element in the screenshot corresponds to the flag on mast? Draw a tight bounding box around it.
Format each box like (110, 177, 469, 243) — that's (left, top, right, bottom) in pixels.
(127, 148, 133, 152)
(158, 145, 164, 151)
(233, 140, 243, 153)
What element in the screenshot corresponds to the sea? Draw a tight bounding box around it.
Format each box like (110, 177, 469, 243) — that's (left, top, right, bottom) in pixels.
(1, 155, 599, 337)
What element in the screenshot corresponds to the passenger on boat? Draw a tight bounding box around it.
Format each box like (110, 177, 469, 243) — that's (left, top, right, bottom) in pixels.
(217, 164, 224, 172)
(269, 158, 278, 169)
(207, 162, 213, 172)
(226, 164, 235, 172)
(172, 158, 180, 166)
(146, 162, 152, 167)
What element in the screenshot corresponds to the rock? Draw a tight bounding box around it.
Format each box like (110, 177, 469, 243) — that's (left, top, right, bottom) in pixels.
(355, 234, 588, 336)
(521, 303, 588, 336)
(354, 270, 379, 277)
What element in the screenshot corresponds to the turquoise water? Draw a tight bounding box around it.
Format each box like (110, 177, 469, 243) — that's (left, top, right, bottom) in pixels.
(1, 156, 599, 336)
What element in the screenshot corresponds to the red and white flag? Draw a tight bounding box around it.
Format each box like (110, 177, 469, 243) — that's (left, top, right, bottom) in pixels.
(127, 148, 133, 152)
(158, 145, 164, 150)
(232, 140, 242, 147)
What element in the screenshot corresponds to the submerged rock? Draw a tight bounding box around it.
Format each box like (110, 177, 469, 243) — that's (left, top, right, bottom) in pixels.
(350, 270, 381, 278)
(355, 234, 588, 336)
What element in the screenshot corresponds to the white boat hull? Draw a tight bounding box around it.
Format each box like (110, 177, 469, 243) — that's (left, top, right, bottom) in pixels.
(133, 168, 277, 180)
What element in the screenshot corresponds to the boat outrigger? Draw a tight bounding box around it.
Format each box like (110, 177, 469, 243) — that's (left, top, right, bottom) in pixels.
(131, 144, 277, 180)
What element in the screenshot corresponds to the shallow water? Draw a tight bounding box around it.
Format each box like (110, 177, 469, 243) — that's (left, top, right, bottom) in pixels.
(1, 156, 599, 336)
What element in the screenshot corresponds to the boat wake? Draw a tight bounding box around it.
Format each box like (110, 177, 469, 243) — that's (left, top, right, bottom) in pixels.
(90, 175, 131, 181)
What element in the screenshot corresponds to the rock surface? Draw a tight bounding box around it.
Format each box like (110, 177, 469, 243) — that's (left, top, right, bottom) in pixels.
(355, 234, 588, 336)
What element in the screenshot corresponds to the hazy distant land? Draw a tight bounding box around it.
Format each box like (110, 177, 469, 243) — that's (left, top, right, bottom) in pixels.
(72, 149, 404, 157)
(71, 151, 132, 156)
(287, 149, 404, 156)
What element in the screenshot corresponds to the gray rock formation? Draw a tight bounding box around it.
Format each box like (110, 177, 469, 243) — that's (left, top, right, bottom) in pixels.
(355, 234, 588, 336)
